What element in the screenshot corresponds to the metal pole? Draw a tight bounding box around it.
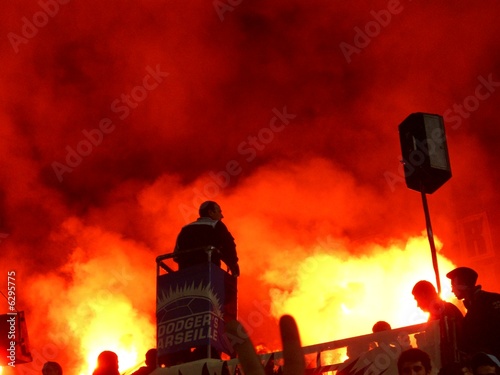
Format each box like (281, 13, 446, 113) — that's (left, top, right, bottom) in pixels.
(421, 190, 441, 294)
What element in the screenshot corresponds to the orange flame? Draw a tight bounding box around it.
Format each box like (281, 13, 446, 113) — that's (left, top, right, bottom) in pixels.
(22, 159, 468, 373)
(28, 218, 156, 375)
(263, 233, 460, 345)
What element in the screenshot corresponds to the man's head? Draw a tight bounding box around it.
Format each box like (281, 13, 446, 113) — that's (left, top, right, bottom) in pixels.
(446, 267, 478, 300)
(412, 280, 438, 312)
(398, 348, 432, 375)
(42, 362, 63, 375)
(471, 352, 500, 375)
(145, 348, 157, 368)
(199, 201, 223, 220)
(372, 320, 391, 333)
(96, 351, 119, 371)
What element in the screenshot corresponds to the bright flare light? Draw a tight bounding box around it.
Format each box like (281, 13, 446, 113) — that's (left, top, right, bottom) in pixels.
(265, 233, 459, 346)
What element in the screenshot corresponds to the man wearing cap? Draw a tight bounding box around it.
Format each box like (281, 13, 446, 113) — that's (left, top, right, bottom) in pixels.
(470, 352, 500, 375)
(446, 267, 500, 359)
(174, 200, 240, 276)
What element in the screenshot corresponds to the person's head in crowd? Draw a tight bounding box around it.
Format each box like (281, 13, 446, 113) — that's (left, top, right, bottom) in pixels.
(145, 348, 157, 368)
(199, 201, 223, 220)
(346, 341, 368, 359)
(412, 280, 439, 312)
(446, 267, 478, 300)
(397, 348, 432, 375)
(372, 321, 392, 333)
(369, 320, 392, 349)
(470, 352, 500, 375)
(42, 362, 63, 375)
(93, 350, 119, 375)
(438, 362, 472, 375)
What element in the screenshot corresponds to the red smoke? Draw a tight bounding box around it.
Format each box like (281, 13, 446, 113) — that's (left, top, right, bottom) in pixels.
(1, 1, 500, 374)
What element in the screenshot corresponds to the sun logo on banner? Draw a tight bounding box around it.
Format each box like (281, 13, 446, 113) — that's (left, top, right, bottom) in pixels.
(156, 281, 226, 351)
(157, 281, 223, 317)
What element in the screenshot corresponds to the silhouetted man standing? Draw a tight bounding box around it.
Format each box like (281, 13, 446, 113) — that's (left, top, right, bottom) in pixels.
(446, 267, 500, 359)
(171, 201, 240, 362)
(412, 280, 463, 365)
(174, 201, 239, 276)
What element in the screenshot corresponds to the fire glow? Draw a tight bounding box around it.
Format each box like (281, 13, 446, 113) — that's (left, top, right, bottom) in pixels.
(17, 212, 459, 375)
(265, 234, 459, 346)
(0, 159, 468, 375)
(37, 226, 453, 374)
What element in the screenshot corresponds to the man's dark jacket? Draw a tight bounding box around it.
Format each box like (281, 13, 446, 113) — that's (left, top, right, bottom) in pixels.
(174, 217, 239, 274)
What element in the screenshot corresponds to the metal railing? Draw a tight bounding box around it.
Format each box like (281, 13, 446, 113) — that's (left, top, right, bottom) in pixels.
(156, 247, 223, 276)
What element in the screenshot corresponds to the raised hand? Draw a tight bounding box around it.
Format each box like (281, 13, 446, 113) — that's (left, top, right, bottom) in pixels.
(225, 315, 306, 375)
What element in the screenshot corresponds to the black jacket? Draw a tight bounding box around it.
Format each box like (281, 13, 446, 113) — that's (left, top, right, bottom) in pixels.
(174, 217, 239, 274)
(462, 287, 500, 358)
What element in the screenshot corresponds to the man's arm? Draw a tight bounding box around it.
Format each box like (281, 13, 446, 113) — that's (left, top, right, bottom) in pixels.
(215, 221, 239, 276)
(225, 315, 305, 375)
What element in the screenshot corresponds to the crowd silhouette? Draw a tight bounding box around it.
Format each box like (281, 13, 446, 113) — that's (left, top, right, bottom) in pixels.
(38, 266, 498, 375)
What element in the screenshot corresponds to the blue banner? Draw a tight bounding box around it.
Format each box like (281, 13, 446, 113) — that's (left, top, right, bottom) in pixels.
(156, 263, 236, 358)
